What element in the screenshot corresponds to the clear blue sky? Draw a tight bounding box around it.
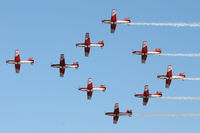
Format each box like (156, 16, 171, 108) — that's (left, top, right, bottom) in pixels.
(0, 0, 200, 133)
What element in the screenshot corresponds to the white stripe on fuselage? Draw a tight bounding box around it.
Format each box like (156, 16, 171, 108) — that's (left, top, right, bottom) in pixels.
(7, 60, 32, 64)
(135, 95, 162, 98)
(147, 51, 161, 55)
(103, 20, 130, 24)
(172, 76, 184, 79)
(116, 20, 130, 24)
(133, 51, 160, 55)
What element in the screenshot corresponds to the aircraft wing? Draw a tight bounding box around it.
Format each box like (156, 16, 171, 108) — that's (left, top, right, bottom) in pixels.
(84, 47, 90, 57)
(87, 78, 93, 89)
(111, 24, 116, 33)
(166, 79, 172, 88)
(15, 64, 20, 73)
(87, 91, 93, 100)
(141, 55, 147, 64)
(114, 103, 119, 114)
(15, 49, 20, 62)
(143, 97, 149, 106)
(59, 68, 65, 77)
(60, 54, 65, 66)
(166, 65, 172, 77)
(144, 85, 149, 95)
(113, 116, 119, 124)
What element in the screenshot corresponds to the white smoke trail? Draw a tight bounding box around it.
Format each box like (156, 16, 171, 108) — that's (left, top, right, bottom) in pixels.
(129, 23, 200, 27)
(159, 53, 200, 57)
(134, 114, 200, 117)
(184, 78, 200, 80)
(160, 97, 200, 100)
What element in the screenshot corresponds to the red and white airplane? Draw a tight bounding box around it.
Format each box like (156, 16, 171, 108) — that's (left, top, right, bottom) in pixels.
(132, 41, 161, 64)
(157, 65, 186, 88)
(75, 33, 104, 56)
(134, 85, 162, 106)
(6, 49, 34, 73)
(51, 54, 79, 77)
(102, 9, 131, 33)
(78, 78, 106, 100)
(105, 103, 132, 124)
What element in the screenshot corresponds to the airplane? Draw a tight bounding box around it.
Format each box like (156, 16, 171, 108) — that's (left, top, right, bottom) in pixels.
(51, 54, 79, 77)
(75, 33, 104, 56)
(6, 49, 34, 73)
(134, 85, 162, 106)
(132, 41, 161, 64)
(102, 9, 131, 33)
(105, 103, 132, 124)
(78, 78, 106, 100)
(157, 65, 186, 88)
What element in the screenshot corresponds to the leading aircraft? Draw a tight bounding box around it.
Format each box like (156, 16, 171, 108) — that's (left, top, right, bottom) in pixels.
(105, 103, 132, 124)
(51, 54, 79, 77)
(132, 41, 161, 64)
(102, 9, 131, 33)
(134, 85, 162, 106)
(6, 49, 34, 73)
(157, 65, 186, 88)
(78, 78, 106, 100)
(75, 33, 104, 56)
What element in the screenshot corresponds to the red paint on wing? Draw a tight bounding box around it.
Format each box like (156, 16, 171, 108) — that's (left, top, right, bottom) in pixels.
(15, 49, 20, 62)
(59, 68, 65, 77)
(113, 116, 119, 124)
(84, 47, 90, 57)
(166, 65, 172, 77)
(85, 33, 90, 45)
(111, 9, 117, 22)
(111, 24, 116, 33)
(15, 64, 20, 73)
(142, 41, 148, 53)
(166, 79, 172, 88)
(60, 54, 65, 66)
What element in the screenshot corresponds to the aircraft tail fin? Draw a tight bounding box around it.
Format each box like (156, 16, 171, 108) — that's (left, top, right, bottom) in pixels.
(126, 109, 132, 116)
(98, 41, 104, 47)
(155, 48, 161, 53)
(155, 91, 162, 96)
(99, 85, 106, 92)
(179, 73, 186, 78)
(73, 62, 79, 69)
(28, 57, 34, 64)
(124, 17, 131, 23)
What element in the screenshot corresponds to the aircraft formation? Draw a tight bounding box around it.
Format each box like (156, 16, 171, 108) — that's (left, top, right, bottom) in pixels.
(5, 9, 200, 124)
